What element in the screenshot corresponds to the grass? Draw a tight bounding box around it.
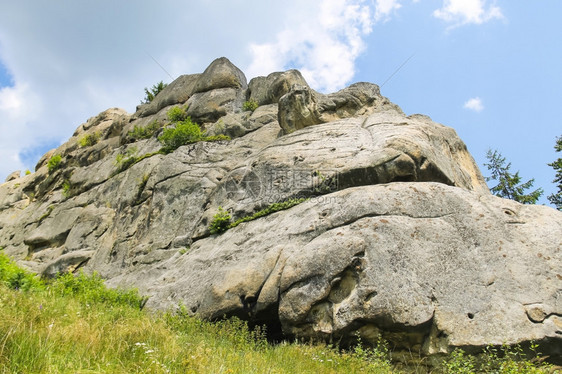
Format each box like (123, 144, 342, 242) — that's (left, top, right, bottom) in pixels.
(0, 251, 554, 373)
(0, 251, 394, 373)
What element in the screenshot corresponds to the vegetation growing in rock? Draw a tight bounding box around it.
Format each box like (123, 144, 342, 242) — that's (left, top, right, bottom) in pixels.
(210, 198, 309, 234)
(113, 147, 162, 175)
(548, 135, 562, 210)
(229, 198, 309, 229)
(134, 173, 150, 205)
(484, 149, 543, 204)
(157, 106, 231, 154)
(47, 154, 62, 173)
(78, 132, 100, 147)
(62, 180, 72, 198)
(209, 206, 232, 234)
(243, 98, 259, 112)
(158, 117, 203, 153)
(128, 120, 160, 140)
(167, 106, 188, 122)
(141, 80, 168, 104)
(25, 170, 31, 175)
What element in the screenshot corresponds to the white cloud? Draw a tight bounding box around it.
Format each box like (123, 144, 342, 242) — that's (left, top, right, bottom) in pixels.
(247, 0, 373, 93)
(433, 0, 503, 26)
(464, 97, 484, 112)
(374, 0, 402, 22)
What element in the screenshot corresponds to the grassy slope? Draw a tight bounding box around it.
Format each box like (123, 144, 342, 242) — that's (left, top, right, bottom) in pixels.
(0, 252, 554, 374)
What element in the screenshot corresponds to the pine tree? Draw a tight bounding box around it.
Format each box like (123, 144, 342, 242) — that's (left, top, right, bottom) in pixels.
(484, 149, 543, 204)
(141, 81, 168, 104)
(547, 136, 562, 210)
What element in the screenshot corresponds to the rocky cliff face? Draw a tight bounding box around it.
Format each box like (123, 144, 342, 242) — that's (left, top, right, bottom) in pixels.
(1, 57, 561, 359)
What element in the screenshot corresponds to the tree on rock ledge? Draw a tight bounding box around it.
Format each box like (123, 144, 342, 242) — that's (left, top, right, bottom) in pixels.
(484, 149, 543, 204)
(548, 135, 562, 210)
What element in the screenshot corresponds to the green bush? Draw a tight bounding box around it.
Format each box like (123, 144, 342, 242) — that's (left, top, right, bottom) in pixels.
(158, 117, 202, 153)
(78, 132, 100, 147)
(128, 120, 161, 140)
(141, 81, 168, 104)
(209, 207, 232, 234)
(47, 154, 62, 173)
(25, 169, 31, 175)
(242, 99, 259, 112)
(0, 251, 44, 291)
(167, 106, 188, 122)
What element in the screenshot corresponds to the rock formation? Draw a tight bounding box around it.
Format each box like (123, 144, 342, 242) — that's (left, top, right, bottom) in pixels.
(1, 57, 561, 360)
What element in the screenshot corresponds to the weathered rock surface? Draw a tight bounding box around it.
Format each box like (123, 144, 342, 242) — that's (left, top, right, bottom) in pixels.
(0, 57, 561, 361)
(248, 70, 309, 105)
(4, 170, 21, 182)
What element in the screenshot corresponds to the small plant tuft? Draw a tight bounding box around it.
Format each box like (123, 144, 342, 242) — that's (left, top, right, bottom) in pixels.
(242, 99, 259, 112)
(128, 120, 160, 140)
(209, 207, 232, 234)
(47, 154, 62, 173)
(25, 169, 31, 175)
(203, 134, 231, 142)
(78, 132, 100, 147)
(62, 180, 72, 198)
(210, 198, 308, 235)
(167, 106, 188, 122)
(158, 117, 202, 153)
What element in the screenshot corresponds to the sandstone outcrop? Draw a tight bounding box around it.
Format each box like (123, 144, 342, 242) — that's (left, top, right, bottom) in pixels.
(0, 57, 560, 361)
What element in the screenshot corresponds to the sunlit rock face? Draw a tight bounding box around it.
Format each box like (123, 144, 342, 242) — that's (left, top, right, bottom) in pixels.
(1, 57, 560, 360)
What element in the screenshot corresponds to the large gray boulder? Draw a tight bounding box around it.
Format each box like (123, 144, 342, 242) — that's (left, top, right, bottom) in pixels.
(193, 57, 247, 94)
(0, 58, 560, 362)
(135, 74, 200, 118)
(278, 82, 401, 134)
(249, 70, 310, 105)
(132, 182, 562, 358)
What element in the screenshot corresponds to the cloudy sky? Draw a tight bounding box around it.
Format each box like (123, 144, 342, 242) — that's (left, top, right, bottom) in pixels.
(0, 0, 560, 206)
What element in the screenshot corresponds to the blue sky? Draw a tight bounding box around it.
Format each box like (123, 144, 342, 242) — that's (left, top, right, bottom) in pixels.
(0, 0, 560, 206)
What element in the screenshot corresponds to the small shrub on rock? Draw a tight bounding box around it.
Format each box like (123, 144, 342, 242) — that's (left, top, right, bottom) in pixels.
(242, 99, 259, 112)
(128, 120, 161, 140)
(158, 118, 202, 153)
(47, 154, 62, 173)
(209, 207, 231, 234)
(167, 106, 188, 122)
(78, 132, 100, 147)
